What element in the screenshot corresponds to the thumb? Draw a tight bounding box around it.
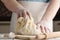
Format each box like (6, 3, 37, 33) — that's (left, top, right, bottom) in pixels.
(26, 11, 31, 19)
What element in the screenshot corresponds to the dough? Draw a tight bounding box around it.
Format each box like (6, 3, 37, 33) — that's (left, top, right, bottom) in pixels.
(15, 15, 41, 35)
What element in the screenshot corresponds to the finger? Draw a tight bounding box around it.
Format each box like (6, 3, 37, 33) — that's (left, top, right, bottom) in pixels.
(40, 26, 45, 33)
(20, 11, 23, 17)
(18, 12, 22, 18)
(22, 10, 26, 18)
(47, 27, 51, 33)
(26, 11, 31, 19)
(44, 27, 51, 33)
(44, 27, 48, 33)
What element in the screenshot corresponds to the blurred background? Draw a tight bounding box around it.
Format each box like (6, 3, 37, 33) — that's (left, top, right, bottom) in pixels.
(0, 0, 60, 33)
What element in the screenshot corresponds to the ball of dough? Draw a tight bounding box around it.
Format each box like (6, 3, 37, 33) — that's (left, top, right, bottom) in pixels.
(16, 16, 41, 35)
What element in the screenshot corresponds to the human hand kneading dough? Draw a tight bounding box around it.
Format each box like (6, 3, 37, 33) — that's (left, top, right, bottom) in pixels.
(36, 23, 51, 33)
(16, 13, 50, 35)
(16, 15, 41, 35)
(17, 9, 31, 18)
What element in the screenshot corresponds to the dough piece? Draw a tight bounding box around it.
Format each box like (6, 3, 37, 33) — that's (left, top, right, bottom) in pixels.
(16, 15, 41, 35)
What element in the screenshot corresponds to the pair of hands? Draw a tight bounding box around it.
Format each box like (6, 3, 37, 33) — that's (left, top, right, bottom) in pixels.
(17, 9, 51, 39)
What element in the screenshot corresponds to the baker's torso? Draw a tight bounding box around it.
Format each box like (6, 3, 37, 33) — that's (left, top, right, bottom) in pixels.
(17, 0, 50, 23)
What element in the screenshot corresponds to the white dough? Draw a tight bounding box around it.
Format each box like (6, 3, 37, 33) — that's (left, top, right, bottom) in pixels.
(15, 16, 42, 35)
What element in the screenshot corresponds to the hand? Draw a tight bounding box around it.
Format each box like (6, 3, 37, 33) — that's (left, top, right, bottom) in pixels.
(35, 23, 51, 40)
(36, 21, 51, 33)
(36, 23, 51, 33)
(17, 9, 31, 18)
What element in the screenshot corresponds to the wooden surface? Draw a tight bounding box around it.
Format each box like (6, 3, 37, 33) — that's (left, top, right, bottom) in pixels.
(0, 38, 60, 40)
(0, 32, 60, 40)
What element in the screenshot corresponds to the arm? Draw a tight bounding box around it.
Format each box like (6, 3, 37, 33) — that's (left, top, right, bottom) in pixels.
(1, 0, 24, 13)
(36, 0, 60, 33)
(40, 0, 60, 22)
(1, 0, 30, 17)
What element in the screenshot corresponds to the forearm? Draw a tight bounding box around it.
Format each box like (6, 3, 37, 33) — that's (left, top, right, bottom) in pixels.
(1, 0, 24, 13)
(41, 0, 60, 22)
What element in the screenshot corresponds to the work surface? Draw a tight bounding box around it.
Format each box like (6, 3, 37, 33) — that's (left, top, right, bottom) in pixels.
(0, 32, 60, 40)
(0, 38, 60, 40)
